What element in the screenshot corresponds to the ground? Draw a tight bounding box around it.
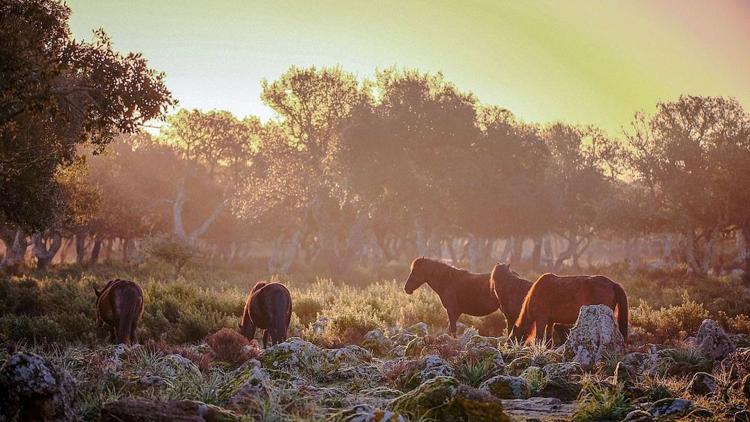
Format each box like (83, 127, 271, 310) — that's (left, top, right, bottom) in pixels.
(1, 263, 750, 421)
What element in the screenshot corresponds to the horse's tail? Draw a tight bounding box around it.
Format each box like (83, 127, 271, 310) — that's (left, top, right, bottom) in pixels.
(512, 274, 547, 341)
(613, 282, 629, 340)
(118, 287, 142, 345)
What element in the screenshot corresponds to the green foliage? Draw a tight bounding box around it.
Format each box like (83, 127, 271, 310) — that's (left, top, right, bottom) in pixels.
(573, 383, 633, 422)
(144, 236, 199, 277)
(630, 295, 709, 342)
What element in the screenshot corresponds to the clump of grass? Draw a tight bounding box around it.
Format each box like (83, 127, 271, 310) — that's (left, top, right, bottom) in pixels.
(455, 357, 495, 387)
(573, 382, 633, 422)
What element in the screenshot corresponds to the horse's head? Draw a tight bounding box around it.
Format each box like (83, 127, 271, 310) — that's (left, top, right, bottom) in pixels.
(238, 319, 256, 340)
(404, 257, 429, 294)
(491, 263, 512, 280)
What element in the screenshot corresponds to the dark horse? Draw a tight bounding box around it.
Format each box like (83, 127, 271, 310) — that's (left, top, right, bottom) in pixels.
(511, 273, 629, 344)
(404, 257, 499, 337)
(239, 281, 292, 347)
(94, 279, 144, 345)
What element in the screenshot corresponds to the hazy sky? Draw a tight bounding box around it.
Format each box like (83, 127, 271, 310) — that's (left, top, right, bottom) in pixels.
(67, 0, 750, 135)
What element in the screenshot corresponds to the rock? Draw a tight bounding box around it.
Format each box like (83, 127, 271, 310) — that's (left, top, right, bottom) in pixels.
(405, 322, 428, 337)
(731, 334, 750, 349)
(328, 345, 372, 365)
(0, 352, 77, 422)
(687, 372, 717, 396)
(563, 305, 625, 370)
(389, 331, 416, 347)
(311, 316, 330, 335)
(225, 363, 269, 412)
(695, 319, 735, 360)
(124, 375, 170, 392)
(742, 374, 750, 401)
(259, 337, 321, 371)
(519, 366, 544, 394)
(100, 398, 240, 421)
(158, 353, 201, 379)
(404, 337, 425, 357)
(538, 362, 583, 401)
(541, 362, 583, 380)
(391, 376, 509, 422)
(619, 351, 659, 377)
(388, 345, 406, 358)
(735, 410, 750, 422)
(501, 397, 576, 420)
(623, 409, 653, 421)
(329, 404, 406, 422)
(362, 329, 393, 356)
(505, 357, 531, 376)
(464, 335, 499, 350)
(413, 355, 454, 385)
(479, 375, 531, 399)
(650, 397, 693, 418)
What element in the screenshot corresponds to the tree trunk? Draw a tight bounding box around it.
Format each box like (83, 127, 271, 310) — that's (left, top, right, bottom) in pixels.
(58, 237, 72, 265)
(75, 231, 87, 265)
(530, 235, 543, 270)
(90, 236, 103, 265)
(510, 236, 524, 268)
(1, 228, 28, 274)
(32, 232, 62, 270)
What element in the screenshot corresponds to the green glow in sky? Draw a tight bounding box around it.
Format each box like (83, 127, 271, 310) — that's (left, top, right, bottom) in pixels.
(67, 0, 750, 135)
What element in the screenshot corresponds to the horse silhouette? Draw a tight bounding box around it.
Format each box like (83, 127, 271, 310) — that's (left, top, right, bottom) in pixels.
(239, 281, 292, 347)
(94, 279, 144, 345)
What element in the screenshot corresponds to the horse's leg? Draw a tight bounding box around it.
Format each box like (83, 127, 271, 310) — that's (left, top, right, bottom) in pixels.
(543, 321, 556, 347)
(448, 311, 460, 338)
(535, 317, 550, 345)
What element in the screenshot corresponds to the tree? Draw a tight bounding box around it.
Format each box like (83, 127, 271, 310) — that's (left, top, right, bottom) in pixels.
(625, 96, 750, 273)
(159, 109, 265, 243)
(0, 0, 174, 230)
(261, 66, 367, 270)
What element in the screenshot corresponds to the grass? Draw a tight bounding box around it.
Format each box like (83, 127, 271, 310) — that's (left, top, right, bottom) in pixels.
(1, 262, 750, 420)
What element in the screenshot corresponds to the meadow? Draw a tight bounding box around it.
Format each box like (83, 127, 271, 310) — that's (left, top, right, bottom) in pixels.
(2, 263, 750, 420)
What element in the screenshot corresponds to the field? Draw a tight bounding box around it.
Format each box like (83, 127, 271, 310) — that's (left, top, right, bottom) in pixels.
(2, 263, 750, 421)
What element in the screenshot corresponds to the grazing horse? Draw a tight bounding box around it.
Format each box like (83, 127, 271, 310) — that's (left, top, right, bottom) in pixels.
(239, 281, 292, 347)
(511, 273, 629, 344)
(404, 257, 499, 337)
(94, 279, 144, 345)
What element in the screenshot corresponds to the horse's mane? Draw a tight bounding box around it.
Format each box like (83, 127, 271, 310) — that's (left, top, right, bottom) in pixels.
(418, 258, 477, 290)
(513, 273, 556, 330)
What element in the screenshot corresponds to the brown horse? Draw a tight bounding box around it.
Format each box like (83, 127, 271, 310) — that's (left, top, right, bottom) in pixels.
(511, 273, 628, 344)
(489, 263, 533, 328)
(94, 279, 144, 345)
(404, 257, 499, 337)
(239, 281, 292, 347)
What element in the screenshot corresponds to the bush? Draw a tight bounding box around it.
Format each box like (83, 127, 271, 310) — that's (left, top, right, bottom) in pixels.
(205, 328, 260, 366)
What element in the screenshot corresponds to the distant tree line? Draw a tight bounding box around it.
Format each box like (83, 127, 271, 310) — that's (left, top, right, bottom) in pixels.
(2, 1, 750, 276)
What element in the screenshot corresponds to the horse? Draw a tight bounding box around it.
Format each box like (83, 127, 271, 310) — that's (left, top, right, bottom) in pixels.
(239, 281, 292, 347)
(511, 273, 629, 344)
(404, 257, 500, 337)
(94, 279, 144, 345)
(489, 263, 533, 328)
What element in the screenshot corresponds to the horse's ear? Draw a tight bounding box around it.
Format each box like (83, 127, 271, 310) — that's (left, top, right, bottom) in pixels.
(93, 284, 102, 297)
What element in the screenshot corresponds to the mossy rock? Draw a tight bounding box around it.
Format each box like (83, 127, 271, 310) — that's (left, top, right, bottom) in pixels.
(392, 376, 508, 422)
(505, 356, 531, 376)
(480, 375, 531, 399)
(404, 337, 426, 358)
(519, 366, 544, 394)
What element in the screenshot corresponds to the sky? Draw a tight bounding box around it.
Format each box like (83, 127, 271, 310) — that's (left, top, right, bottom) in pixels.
(66, 0, 750, 135)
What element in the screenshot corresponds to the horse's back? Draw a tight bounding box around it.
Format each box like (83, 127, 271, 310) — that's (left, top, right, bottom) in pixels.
(250, 283, 292, 327)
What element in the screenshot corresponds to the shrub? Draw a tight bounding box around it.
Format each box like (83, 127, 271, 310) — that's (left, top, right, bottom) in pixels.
(573, 383, 633, 422)
(205, 328, 260, 366)
(293, 296, 324, 325)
